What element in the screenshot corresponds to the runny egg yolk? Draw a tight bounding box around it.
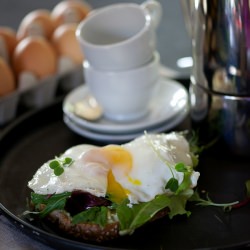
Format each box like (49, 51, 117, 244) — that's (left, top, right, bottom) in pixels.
(101, 145, 140, 204)
(107, 171, 128, 204)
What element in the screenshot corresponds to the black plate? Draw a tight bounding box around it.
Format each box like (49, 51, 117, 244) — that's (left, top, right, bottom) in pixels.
(1, 99, 250, 250)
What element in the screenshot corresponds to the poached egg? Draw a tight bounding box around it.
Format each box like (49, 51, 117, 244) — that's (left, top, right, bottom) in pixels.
(28, 132, 200, 204)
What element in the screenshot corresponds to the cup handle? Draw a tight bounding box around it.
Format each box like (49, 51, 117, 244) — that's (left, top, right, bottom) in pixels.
(141, 0, 162, 29)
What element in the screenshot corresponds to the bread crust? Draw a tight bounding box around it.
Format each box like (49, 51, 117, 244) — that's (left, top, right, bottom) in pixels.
(36, 204, 169, 242)
(46, 209, 120, 242)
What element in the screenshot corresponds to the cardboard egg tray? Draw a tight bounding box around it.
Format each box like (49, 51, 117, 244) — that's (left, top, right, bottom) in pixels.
(0, 65, 83, 126)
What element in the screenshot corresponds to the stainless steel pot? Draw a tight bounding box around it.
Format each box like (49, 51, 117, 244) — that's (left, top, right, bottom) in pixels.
(182, 0, 250, 96)
(181, 0, 250, 155)
(190, 80, 250, 156)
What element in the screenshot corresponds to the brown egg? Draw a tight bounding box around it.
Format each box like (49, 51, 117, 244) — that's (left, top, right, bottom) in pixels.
(0, 57, 16, 96)
(17, 9, 55, 41)
(13, 36, 57, 79)
(51, 0, 91, 28)
(0, 27, 18, 61)
(52, 23, 83, 64)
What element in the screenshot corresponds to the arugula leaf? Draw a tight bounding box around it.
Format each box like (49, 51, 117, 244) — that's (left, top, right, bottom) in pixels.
(72, 206, 108, 227)
(31, 192, 71, 218)
(189, 189, 239, 210)
(116, 194, 190, 235)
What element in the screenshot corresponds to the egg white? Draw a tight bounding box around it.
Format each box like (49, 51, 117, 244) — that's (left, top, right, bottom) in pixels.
(113, 132, 199, 203)
(28, 144, 109, 197)
(28, 132, 200, 204)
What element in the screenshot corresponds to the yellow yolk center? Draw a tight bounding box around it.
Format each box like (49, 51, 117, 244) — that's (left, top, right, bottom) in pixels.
(107, 170, 128, 203)
(102, 145, 133, 203)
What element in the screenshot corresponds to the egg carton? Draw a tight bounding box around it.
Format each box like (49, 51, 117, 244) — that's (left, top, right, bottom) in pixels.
(0, 66, 84, 126)
(0, 90, 20, 125)
(18, 75, 58, 109)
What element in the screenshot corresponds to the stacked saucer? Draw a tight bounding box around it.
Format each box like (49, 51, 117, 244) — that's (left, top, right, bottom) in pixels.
(63, 77, 189, 143)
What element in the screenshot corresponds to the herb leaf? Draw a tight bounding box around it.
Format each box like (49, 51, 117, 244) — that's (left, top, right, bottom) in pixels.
(49, 157, 74, 176)
(49, 160, 60, 169)
(64, 157, 73, 165)
(165, 178, 179, 192)
(176, 172, 192, 195)
(30, 192, 71, 218)
(117, 193, 191, 235)
(189, 189, 239, 210)
(175, 162, 188, 172)
(72, 206, 108, 227)
(54, 167, 64, 176)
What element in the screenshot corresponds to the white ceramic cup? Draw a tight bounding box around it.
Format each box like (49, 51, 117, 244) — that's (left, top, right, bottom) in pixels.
(76, 1, 162, 71)
(84, 52, 160, 122)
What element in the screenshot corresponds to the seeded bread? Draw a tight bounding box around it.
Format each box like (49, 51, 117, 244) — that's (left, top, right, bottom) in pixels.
(37, 204, 169, 242)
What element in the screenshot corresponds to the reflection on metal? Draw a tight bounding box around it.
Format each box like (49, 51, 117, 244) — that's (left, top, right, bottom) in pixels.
(182, 0, 250, 96)
(181, 0, 250, 155)
(190, 83, 250, 156)
(176, 56, 193, 69)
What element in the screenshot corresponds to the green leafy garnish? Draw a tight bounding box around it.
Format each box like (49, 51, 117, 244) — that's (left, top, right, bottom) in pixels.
(165, 178, 179, 192)
(49, 160, 60, 169)
(49, 157, 74, 176)
(117, 195, 185, 235)
(175, 162, 188, 172)
(189, 189, 239, 210)
(116, 193, 191, 235)
(64, 157, 73, 165)
(54, 167, 64, 176)
(144, 132, 198, 195)
(164, 163, 193, 194)
(72, 206, 108, 227)
(30, 192, 71, 218)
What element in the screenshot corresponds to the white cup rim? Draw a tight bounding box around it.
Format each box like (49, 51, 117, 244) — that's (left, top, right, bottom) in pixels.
(76, 3, 151, 49)
(83, 51, 160, 74)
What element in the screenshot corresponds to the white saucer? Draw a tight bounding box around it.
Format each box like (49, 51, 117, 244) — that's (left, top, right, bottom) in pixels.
(63, 104, 189, 143)
(63, 78, 189, 134)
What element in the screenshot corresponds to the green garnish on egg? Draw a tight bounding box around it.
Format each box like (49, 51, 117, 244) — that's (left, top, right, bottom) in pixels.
(49, 157, 74, 176)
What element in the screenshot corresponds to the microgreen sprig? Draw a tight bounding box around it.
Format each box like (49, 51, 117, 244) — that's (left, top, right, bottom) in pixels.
(144, 131, 193, 193)
(189, 189, 239, 210)
(165, 178, 179, 192)
(49, 157, 74, 176)
(165, 162, 192, 193)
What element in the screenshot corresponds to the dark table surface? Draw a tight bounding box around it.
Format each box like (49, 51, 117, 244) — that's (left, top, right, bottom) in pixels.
(0, 1, 193, 249)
